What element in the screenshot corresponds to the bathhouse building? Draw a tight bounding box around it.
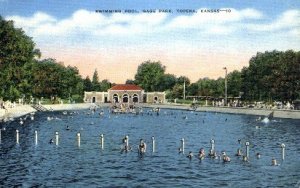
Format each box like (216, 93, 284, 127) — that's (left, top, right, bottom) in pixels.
(84, 84, 165, 104)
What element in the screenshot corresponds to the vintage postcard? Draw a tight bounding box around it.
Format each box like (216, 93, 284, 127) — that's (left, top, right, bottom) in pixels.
(0, 0, 299, 187)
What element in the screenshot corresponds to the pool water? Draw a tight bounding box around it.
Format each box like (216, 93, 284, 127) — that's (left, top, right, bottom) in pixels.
(0, 108, 300, 187)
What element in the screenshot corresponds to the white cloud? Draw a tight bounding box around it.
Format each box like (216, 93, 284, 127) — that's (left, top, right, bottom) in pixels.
(246, 9, 300, 32)
(5, 8, 299, 39)
(7, 12, 57, 34)
(6, 9, 167, 37)
(289, 28, 300, 36)
(167, 8, 263, 29)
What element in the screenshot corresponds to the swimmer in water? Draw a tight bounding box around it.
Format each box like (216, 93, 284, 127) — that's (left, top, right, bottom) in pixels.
(178, 147, 183, 153)
(121, 136, 131, 152)
(66, 125, 70, 130)
(187, 151, 193, 159)
(138, 139, 147, 154)
(238, 139, 241, 144)
(256, 153, 261, 159)
(222, 151, 231, 162)
(236, 149, 242, 156)
(208, 149, 218, 159)
(49, 139, 54, 144)
(198, 148, 205, 160)
(242, 156, 248, 162)
(271, 158, 278, 166)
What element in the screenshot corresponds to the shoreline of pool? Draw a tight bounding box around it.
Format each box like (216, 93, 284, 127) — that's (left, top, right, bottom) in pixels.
(1, 103, 300, 121)
(0, 103, 106, 121)
(142, 103, 300, 119)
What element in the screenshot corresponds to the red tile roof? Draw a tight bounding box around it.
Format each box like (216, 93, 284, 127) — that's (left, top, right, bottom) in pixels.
(109, 84, 143, 91)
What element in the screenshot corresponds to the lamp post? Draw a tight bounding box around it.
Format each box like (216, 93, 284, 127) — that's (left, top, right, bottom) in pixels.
(183, 79, 186, 100)
(223, 67, 227, 106)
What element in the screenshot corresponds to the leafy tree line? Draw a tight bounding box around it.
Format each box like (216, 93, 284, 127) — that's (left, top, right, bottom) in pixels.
(131, 51, 300, 102)
(0, 16, 112, 102)
(83, 69, 114, 92)
(1, 16, 299, 103)
(131, 60, 193, 99)
(241, 50, 300, 102)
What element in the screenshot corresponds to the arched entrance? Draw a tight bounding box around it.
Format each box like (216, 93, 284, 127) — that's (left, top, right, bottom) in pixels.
(123, 94, 129, 103)
(92, 97, 96, 103)
(132, 94, 139, 103)
(113, 94, 119, 103)
(154, 96, 158, 103)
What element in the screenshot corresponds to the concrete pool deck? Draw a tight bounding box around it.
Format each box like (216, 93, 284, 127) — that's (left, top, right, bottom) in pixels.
(0, 103, 100, 121)
(1, 103, 300, 121)
(143, 103, 300, 119)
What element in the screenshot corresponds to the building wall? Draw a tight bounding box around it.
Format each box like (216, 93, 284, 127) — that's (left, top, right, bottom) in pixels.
(84, 91, 166, 104)
(146, 92, 166, 103)
(108, 90, 143, 103)
(84, 92, 108, 103)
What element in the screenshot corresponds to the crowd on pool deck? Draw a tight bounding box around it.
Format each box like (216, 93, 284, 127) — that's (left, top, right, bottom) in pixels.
(1, 98, 299, 110)
(190, 99, 298, 110)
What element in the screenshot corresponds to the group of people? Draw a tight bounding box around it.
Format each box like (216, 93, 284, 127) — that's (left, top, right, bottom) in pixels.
(121, 137, 147, 156)
(186, 148, 231, 162)
(185, 146, 279, 166)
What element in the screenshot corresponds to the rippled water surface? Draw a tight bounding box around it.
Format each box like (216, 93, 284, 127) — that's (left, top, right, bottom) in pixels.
(1, 108, 300, 187)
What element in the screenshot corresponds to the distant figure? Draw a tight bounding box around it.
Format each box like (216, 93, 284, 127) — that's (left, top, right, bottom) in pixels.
(178, 147, 183, 154)
(256, 116, 262, 121)
(19, 118, 24, 125)
(222, 151, 231, 162)
(138, 139, 147, 154)
(198, 148, 205, 160)
(256, 153, 261, 159)
(238, 139, 241, 144)
(187, 151, 193, 159)
(225, 118, 227, 122)
(242, 156, 248, 162)
(236, 149, 242, 156)
(121, 136, 131, 152)
(49, 139, 54, 144)
(272, 158, 278, 166)
(99, 110, 104, 116)
(66, 125, 70, 130)
(209, 149, 218, 159)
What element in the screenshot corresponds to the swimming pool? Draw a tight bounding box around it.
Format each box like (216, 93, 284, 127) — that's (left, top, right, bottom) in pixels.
(0, 108, 299, 187)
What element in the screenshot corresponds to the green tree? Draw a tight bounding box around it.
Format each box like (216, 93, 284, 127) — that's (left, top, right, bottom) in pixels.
(227, 70, 242, 97)
(134, 60, 165, 92)
(177, 76, 191, 86)
(92, 69, 101, 91)
(0, 16, 40, 100)
(161, 74, 177, 90)
(83, 76, 93, 92)
(241, 50, 300, 102)
(100, 79, 112, 91)
(171, 84, 183, 99)
(187, 83, 199, 96)
(125, 79, 135, 84)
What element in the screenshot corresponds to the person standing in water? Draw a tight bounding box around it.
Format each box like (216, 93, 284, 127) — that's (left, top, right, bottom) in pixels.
(138, 139, 147, 154)
(121, 136, 131, 152)
(198, 148, 205, 160)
